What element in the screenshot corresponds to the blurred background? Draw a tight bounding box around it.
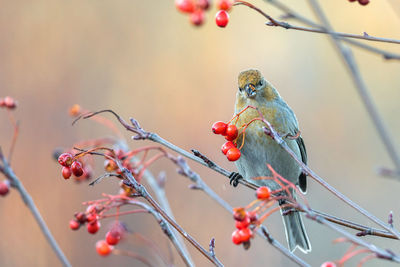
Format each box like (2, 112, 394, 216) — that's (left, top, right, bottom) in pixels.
(1, 0, 400, 266)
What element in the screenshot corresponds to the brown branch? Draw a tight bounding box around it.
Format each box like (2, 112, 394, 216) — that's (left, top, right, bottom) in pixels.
(306, 0, 400, 177)
(234, 1, 400, 45)
(0, 148, 71, 267)
(124, 200, 194, 267)
(109, 157, 223, 266)
(77, 110, 400, 265)
(74, 109, 258, 190)
(80, 110, 400, 241)
(264, 0, 400, 60)
(252, 106, 400, 240)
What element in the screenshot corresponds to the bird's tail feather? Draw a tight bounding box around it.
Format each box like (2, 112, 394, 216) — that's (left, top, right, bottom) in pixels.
(281, 210, 311, 253)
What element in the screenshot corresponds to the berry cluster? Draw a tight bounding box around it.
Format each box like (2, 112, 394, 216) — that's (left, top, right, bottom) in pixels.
(231, 186, 277, 248)
(58, 153, 87, 180)
(0, 180, 10, 197)
(231, 207, 256, 247)
(69, 203, 125, 256)
(95, 226, 124, 256)
(69, 206, 101, 234)
(0, 96, 17, 109)
(212, 121, 241, 161)
(348, 0, 369, 5)
(175, 0, 231, 27)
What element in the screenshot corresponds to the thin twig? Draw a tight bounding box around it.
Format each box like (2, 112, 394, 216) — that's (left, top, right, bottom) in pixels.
(79, 140, 195, 267)
(111, 156, 223, 267)
(81, 110, 400, 240)
(309, 209, 398, 240)
(264, 0, 400, 60)
(0, 148, 71, 267)
(305, 208, 400, 263)
(260, 226, 309, 266)
(6, 110, 19, 163)
(256, 108, 400, 239)
(141, 169, 194, 266)
(74, 110, 258, 190)
(168, 152, 309, 266)
(113, 248, 155, 267)
(124, 200, 194, 267)
(234, 1, 400, 45)
(304, 0, 400, 235)
(306, 0, 400, 177)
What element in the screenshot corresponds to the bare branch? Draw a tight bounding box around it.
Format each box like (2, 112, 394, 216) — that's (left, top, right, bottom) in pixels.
(234, 1, 400, 45)
(0, 148, 71, 267)
(264, 0, 400, 60)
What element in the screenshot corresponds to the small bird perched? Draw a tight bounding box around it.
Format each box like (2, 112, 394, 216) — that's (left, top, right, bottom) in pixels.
(234, 69, 311, 253)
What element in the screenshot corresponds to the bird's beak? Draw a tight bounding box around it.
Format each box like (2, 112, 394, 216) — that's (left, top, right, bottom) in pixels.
(245, 83, 256, 98)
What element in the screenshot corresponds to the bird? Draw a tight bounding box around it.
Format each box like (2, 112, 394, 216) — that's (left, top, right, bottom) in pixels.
(233, 69, 311, 253)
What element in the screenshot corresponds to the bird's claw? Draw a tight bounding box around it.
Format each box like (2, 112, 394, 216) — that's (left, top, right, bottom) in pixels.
(229, 172, 243, 187)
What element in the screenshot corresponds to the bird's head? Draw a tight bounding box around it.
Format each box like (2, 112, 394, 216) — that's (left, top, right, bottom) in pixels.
(236, 69, 278, 107)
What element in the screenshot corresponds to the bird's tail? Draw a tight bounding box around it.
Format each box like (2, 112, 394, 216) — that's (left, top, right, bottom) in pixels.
(281, 208, 311, 253)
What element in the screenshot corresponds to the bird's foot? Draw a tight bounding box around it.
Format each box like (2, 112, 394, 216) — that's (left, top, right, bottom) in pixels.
(229, 172, 243, 187)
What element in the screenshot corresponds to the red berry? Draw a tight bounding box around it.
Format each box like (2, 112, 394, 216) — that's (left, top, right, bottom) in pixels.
(4, 96, 16, 109)
(238, 228, 252, 242)
(232, 229, 242, 245)
(212, 121, 227, 135)
(235, 216, 250, 229)
(321, 262, 337, 267)
(348, 0, 357, 2)
(0, 98, 5, 107)
(256, 186, 271, 200)
(75, 212, 87, 223)
(58, 153, 73, 167)
(69, 220, 80, 230)
(215, 10, 229, 28)
(175, 0, 195, 13)
(226, 147, 241, 161)
(190, 9, 205, 26)
(197, 0, 210, 10)
(0, 181, 10, 196)
(71, 161, 84, 177)
(87, 220, 101, 234)
(248, 211, 258, 223)
(217, 0, 232, 11)
(358, 0, 369, 5)
(233, 208, 248, 222)
(86, 205, 97, 214)
(96, 240, 112, 256)
(221, 141, 235, 155)
(62, 167, 72, 179)
(86, 213, 98, 223)
(225, 125, 238, 141)
(106, 230, 121, 245)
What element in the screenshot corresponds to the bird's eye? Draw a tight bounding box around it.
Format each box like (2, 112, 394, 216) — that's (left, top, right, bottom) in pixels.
(258, 80, 263, 86)
(239, 87, 243, 92)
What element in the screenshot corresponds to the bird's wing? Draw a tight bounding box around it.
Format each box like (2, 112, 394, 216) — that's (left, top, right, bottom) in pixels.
(281, 102, 308, 193)
(296, 136, 307, 193)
